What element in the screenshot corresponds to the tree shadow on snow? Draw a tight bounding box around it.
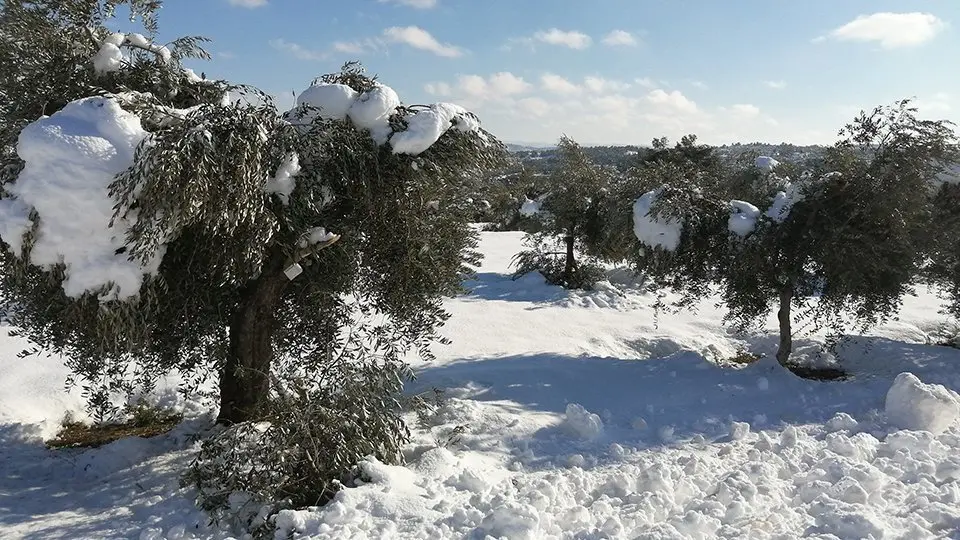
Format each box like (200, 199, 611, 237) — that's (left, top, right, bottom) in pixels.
(460, 272, 569, 304)
(0, 420, 209, 539)
(410, 337, 960, 467)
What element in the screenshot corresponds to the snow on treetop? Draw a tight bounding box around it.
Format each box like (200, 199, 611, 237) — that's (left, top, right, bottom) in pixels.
(92, 32, 172, 74)
(348, 84, 400, 144)
(633, 189, 682, 251)
(390, 103, 480, 155)
(728, 200, 760, 237)
(767, 182, 803, 223)
(755, 156, 780, 172)
(263, 153, 300, 205)
(295, 83, 358, 122)
(0, 96, 162, 301)
(291, 82, 482, 156)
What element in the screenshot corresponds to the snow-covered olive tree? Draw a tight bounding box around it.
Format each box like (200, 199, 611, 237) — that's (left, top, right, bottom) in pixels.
(0, 0, 505, 430)
(513, 136, 613, 289)
(631, 101, 958, 369)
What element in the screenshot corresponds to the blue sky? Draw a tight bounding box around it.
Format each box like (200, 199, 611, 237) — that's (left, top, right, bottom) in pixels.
(141, 0, 957, 145)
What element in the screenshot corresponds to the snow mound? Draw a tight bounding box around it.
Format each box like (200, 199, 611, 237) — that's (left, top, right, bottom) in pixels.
(0, 96, 160, 301)
(347, 84, 401, 145)
(633, 189, 682, 251)
(295, 83, 358, 121)
(885, 372, 960, 435)
(390, 103, 479, 156)
(727, 200, 760, 237)
(562, 403, 604, 440)
(755, 155, 780, 171)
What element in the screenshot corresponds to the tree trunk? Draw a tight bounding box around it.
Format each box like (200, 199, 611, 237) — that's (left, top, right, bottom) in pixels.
(563, 235, 576, 285)
(217, 252, 290, 425)
(775, 286, 793, 367)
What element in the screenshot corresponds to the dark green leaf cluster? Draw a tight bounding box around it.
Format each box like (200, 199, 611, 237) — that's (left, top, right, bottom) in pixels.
(182, 324, 422, 538)
(513, 136, 614, 289)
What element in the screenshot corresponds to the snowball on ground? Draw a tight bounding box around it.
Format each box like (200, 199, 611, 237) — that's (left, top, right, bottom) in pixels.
(263, 153, 300, 205)
(0, 96, 160, 301)
(519, 198, 541, 217)
(755, 156, 780, 172)
(390, 103, 480, 156)
(727, 200, 760, 237)
(347, 84, 400, 145)
(633, 189, 682, 251)
(885, 372, 960, 435)
(563, 403, 604, 440)
(295, 83, 358, 121)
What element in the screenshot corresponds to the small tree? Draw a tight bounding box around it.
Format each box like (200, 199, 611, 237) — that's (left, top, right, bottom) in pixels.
(631, 101, 958, 369)
(513, 136, 611, 288)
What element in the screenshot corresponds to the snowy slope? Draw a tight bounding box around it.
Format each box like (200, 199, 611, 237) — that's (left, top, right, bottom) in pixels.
(2, 231, 960, 539)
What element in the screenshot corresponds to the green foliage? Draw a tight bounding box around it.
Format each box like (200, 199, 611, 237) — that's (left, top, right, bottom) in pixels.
(0, 8, 506, 532)
(182, 323, 422, 538)
(514, 136, 612, 289)
(629, 100, 959, 362)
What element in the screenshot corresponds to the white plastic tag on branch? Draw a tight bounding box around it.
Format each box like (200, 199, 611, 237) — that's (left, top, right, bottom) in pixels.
(284, 263, 303, 281)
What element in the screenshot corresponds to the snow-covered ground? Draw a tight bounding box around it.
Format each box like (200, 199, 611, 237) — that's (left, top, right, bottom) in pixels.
(2, 231, 960, 539)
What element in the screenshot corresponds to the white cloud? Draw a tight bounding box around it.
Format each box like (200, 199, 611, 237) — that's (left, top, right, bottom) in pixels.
(731, 104, 761, 117)
(821, 12, 946, 49)
(382, 26, 463, 57)
(690, 80, 708, 90)
(424, 82, 452, 97)
(455, 72, 532, 100)
(416, 72, 805, 145)
(584, 76, 631, 94)
(269, 39, 327, 61)
(634, 77, 656, 88)
(534, 28, 592, 49)
(216, 51, 236, 59)
(228, 0, 267, 7)
(379, 0, 437, 8)
(541, 73, 582, 95)
(764, 80, 787, 90)
(645, 89, 698, 114)
(333, 41, 367, 54)
(602, 30, 638, 47)
(487, 72, 532, 95)
(517, 97, 551, 118)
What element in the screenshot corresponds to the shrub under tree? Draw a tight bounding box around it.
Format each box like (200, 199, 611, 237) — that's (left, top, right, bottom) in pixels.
(630, 100, 959, 369)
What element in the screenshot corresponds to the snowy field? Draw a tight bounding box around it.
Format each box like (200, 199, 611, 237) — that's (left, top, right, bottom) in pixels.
(2, 231, 960, 539)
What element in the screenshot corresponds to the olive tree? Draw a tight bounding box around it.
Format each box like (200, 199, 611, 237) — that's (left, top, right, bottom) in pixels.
(631, 101, 958, 369)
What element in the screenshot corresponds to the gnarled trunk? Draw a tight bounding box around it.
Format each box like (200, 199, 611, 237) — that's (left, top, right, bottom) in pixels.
(216, 253, 289, 425)
(775, 286, 793, 367)
(563, 235, 575, 284)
